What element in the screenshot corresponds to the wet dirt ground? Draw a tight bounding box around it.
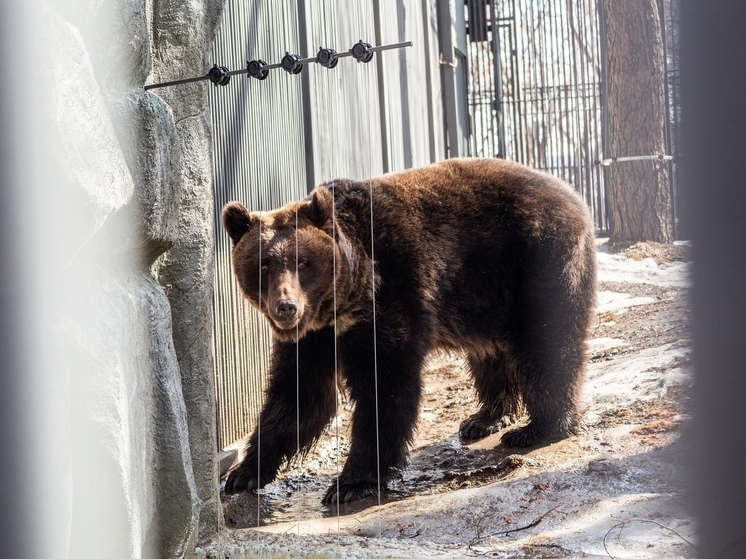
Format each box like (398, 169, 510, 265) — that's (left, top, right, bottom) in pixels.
(199, 240, 695, 558)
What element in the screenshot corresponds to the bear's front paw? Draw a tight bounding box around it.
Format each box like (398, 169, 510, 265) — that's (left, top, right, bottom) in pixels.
(223, 466, 259, 496)
(322, 478, 382, 504)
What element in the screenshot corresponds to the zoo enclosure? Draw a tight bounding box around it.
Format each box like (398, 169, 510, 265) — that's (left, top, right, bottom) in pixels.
(464, 0, 682, 234)
(209, 0, 683, 452)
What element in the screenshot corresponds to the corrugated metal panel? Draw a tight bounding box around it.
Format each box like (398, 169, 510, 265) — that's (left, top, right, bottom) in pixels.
(209, 0, 443, 450)
(209, 2, 308, 451)
(376, 0, 440, 170)
(304, 1, 385, 181)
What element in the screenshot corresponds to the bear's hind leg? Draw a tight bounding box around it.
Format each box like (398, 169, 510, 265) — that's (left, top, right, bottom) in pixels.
(459, 351, 523, 441)
(500, 304, 589, 448)
(499, 239, 594, 448)
(499, 335, 585, 448)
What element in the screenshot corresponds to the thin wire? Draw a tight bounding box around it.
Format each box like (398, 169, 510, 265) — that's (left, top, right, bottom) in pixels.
(368, 178, 382, 531)
(295, 204, 301, 536)
(332, 185, 341, 530)
(257, 214, 262, 528)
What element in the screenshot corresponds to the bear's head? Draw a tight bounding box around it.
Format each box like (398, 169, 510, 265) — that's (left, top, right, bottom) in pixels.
(223, 186, 356, 343)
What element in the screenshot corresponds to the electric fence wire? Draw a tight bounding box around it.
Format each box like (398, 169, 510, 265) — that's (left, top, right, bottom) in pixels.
(368, 177, 383, 538)
(332, 183, 341, 533)
(257, 215, 263, 529)
(295, 204, 301, 537)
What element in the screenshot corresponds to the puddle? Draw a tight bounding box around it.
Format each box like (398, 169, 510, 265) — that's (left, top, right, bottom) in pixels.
(222, 436, 533, 529)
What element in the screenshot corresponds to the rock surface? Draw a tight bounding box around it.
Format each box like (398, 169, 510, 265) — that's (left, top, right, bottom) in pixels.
(150, 0, 226, 541)
(35, 0, 225, 557)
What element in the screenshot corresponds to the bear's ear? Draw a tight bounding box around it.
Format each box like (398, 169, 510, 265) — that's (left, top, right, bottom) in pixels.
(222, 202, 255, 245)
(305, 185, 334, 234)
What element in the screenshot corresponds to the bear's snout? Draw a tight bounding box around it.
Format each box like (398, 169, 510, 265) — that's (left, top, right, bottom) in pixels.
(275, 299, 298, 322)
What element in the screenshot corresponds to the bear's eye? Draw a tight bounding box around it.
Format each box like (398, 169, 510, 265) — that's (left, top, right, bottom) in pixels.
(260, 262, 269, 273)
(297, 260, 308, 269)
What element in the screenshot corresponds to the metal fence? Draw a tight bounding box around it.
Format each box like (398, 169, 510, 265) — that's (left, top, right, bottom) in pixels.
(660, 0, 684, 238)
(466, 0, 607, 230)
(209, 0, 683, 450)
(209, 0, 444, 450)
(465, 0, 683, 235)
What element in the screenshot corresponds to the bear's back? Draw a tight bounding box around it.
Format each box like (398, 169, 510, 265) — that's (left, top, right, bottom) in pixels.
(359, 157, 592, 248)
(326, 158, 595, 352)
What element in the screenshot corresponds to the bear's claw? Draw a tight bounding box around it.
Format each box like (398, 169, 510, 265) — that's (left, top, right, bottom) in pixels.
(322, 479, 382, 504)
(501, 420, 578, 448)
(459, 409, 517, 441)
(223, 467, 259, 495)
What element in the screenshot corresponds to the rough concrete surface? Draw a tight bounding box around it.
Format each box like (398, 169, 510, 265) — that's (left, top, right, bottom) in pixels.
(150, 0, 227, 542)
(37, 0, 226, 556)
(199, 241, 694, 558)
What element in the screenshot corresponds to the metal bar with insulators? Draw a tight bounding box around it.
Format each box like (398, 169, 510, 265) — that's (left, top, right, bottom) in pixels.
(143, 39, 413, 90)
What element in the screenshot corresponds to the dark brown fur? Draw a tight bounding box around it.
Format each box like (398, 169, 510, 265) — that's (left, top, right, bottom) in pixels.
(222, 158, 596, 504)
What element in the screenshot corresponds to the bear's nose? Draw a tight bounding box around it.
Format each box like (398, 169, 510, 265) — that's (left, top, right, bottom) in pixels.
(275, 299, 298, 321)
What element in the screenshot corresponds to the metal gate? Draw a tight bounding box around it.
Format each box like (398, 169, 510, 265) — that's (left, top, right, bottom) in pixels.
(466, 0, 607, 230)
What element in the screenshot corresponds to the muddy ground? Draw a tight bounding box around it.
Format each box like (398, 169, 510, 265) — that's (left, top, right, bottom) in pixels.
(198, 240, 695, 558)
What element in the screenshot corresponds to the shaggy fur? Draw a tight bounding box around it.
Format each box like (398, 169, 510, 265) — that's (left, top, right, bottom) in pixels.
(222, 157, 596, 504)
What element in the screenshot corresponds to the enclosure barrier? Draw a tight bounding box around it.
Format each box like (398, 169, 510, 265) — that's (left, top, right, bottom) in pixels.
(144, 40, 413, 90)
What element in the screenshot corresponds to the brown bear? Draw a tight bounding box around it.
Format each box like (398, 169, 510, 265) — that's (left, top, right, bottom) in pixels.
(222, 157, 596, 504)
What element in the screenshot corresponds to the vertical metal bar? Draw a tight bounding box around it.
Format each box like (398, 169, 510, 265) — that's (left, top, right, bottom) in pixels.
(515, 0, 527, 163)
(545, 3, 564, 176)
(373, 0, 391, 172)
(491, 0, 506, 157)
(396, 0, 414, 168)
(567, 0, 585, 194)
(585, 0, 604, 229)
(657, 0, 677, 239)
(527, 0, 540, 168)
(298, 0, 317, 192)
(534, 0, 545, 170)
(422, 0, 439, 161)
(559, 0, 571, 182)
(510, 1, 522, 161)
(596, 0, 611, 230)
(575, 0, 590, 204)
(578, 0, 600, 220)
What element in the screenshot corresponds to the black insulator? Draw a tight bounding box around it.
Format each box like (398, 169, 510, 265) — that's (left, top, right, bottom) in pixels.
(350, 40, 374, 63)
(281, 52, 303, 74)
(208, 64, 231, 86)
(316, 47, 339, 69)
(246, 59, 269, 80)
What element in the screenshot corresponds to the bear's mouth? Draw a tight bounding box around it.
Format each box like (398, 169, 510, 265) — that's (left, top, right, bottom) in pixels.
(268, 317, 309, 343)
(271, 317, 300, 331)
(268, 313, 307, 337)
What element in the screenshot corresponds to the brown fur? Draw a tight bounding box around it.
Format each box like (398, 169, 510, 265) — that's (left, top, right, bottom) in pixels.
(222, 157, 597, 503)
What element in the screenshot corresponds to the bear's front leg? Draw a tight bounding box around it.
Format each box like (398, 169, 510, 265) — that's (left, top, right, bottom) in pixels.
(224, 328, 337, 495)
(323, 333, 425, 504)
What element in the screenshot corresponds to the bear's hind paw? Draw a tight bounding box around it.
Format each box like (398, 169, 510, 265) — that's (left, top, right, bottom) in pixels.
(459, 409, 517, 441)
(501, 420, 577, 448)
